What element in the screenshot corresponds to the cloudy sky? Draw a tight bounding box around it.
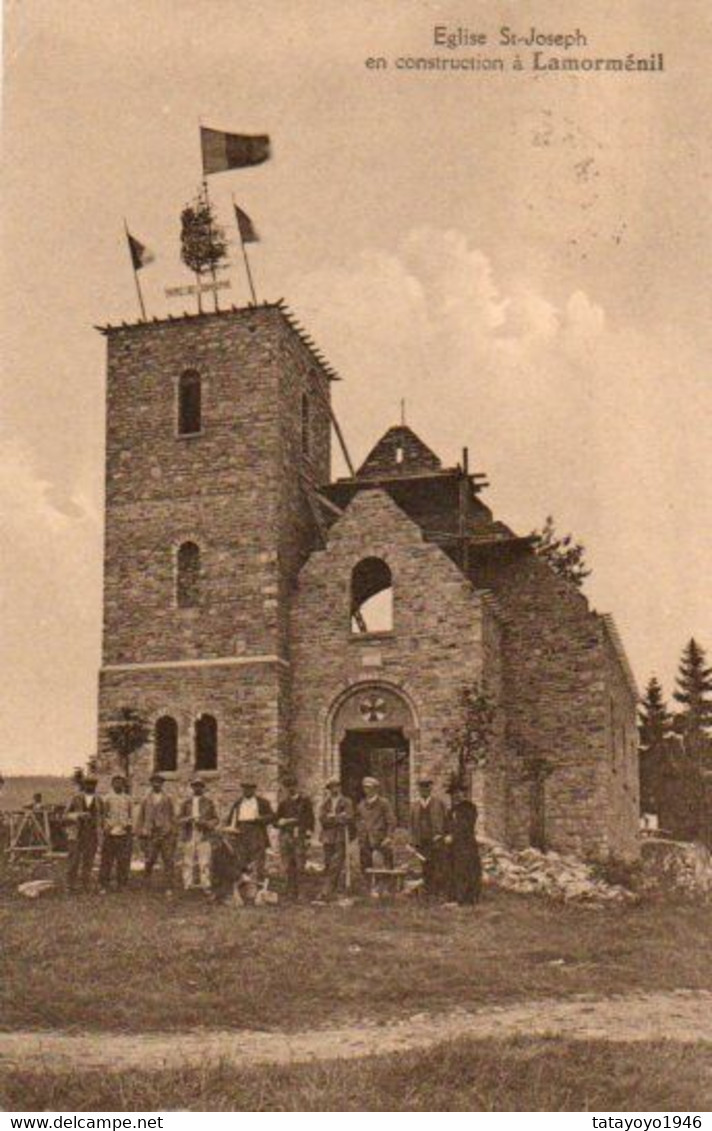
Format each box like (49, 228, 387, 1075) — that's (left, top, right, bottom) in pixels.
(1, 0, 710, 774)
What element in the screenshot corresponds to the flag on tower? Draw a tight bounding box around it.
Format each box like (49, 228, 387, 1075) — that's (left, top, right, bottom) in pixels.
(201, 127, 271, 176)
(234, 204, 259, 244)
(126, 232, 155, 271)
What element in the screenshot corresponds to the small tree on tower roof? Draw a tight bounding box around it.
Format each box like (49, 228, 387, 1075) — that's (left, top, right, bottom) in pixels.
(180, 186, 228, 311)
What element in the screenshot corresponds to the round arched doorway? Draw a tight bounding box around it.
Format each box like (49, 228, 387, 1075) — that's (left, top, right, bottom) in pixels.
(329, 684, 417, 827)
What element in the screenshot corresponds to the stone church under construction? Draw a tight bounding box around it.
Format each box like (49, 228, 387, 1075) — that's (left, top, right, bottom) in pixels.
(96, 303, 640, 861)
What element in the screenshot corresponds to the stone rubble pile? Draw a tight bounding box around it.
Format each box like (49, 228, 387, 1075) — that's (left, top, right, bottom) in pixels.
(639, 838, 712, 899)
(480, 840, 638, 904)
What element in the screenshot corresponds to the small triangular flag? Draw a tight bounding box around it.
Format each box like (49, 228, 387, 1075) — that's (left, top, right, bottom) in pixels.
(127, 232, 155, 271)
(234, 204, 259, 244)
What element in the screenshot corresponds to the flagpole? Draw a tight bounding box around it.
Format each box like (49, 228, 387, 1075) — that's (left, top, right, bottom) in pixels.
(201, 177, 221, 314)
(232, 194, 258, 305)
(124, 219, 147, 321)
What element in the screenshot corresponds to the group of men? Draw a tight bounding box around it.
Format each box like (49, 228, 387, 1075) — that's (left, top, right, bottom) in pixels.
(64, 768, 482, 905)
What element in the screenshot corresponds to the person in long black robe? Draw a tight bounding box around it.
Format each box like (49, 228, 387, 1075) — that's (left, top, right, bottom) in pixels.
(446, 787, 482, 905)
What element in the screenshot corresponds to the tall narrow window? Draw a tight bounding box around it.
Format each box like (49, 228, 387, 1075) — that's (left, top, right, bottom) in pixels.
(195, 713, 218, 771)
(301, 393, 311, 457)
(351, 557, 393, 634)
(178, 369, 201, 435)
(177, 541, 201, 608)
(155, 716, 178, 773)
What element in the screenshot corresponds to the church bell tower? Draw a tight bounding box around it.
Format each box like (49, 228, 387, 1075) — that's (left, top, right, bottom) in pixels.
(96, 303, 333, 800)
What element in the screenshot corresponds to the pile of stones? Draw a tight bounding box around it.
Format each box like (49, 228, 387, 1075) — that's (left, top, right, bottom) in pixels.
(639, 837, 712, 899)
(480, 840, 638, 904)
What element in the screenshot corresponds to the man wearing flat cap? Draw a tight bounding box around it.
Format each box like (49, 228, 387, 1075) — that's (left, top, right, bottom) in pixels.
(410, 777, 449, 898)
(275, 773, 315, 900)
(65, 773, 104, 893)
(318, 776, 355, 900)
(98, 773, 133, 893)
(134, 773, 177, 893)
(357, 776, 396, 875)
(178, 777, 219, 894)
(224, 780, 274, 883)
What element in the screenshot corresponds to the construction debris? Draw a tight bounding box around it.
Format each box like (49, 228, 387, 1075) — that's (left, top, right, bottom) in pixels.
(639, 838, 712, 899)
(480, 840, 638, 904)
(17, 879, 55, 899)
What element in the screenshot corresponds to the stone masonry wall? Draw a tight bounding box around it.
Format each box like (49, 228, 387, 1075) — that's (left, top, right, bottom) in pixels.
(599, 618, 640, 859)
(289, 489, 501, 823)
(97, 307, 330, 805)
(476, 551, 639, 861)
(98, 662, 283, 810)
(101, 306, 328, 666)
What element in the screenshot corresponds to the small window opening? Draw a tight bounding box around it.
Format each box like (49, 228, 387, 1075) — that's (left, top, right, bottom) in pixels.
(395, 444, 404, 465)
(195, 713, 218, 771)
(155, 716, 178, 773)
(351, 557, 393, 634)
(178, 369, 201, 435)
(177, 541, 201, 608)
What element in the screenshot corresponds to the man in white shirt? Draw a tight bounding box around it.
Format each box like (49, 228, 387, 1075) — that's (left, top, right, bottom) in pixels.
(177, 777, 218, 893)
(98, 774, 133, 893)
(224, 780, 274, 882)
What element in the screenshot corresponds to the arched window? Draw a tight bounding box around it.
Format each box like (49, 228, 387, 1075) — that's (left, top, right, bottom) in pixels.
(351, 557, 393, 634)
(301, 393, 311, 457)
(178, 369, 201, 435)
(176, 541, 200, 608)
(154, 716, 178, 773)
(195, 713, 218, 771)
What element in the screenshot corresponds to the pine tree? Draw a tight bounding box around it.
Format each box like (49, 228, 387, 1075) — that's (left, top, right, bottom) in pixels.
(638, 676, 671, 814)
(530, 515, 590, 590)
(639, 676, 671, 750)
(673, 639, 712, 768)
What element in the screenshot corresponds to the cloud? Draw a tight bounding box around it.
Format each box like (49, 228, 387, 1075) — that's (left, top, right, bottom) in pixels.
(287, 227, 711, 693)
(0, 440, 101, 774)
(287, 226, 608, 470)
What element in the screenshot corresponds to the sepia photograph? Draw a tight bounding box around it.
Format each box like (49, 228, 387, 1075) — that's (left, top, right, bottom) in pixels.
(1, 0, 711, 1115)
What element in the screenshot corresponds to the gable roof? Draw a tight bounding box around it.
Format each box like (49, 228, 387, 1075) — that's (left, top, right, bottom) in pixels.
(357, 425, 443, 479)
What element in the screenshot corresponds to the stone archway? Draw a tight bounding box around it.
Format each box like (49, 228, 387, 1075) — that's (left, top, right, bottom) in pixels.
(329, 684, 417, 827)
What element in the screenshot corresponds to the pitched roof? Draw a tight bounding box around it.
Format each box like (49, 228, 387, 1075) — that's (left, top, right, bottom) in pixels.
(357, 425, 443, 479)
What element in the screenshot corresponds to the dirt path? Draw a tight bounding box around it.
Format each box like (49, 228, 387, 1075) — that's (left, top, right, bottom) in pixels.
(1, 991, 710, 1073)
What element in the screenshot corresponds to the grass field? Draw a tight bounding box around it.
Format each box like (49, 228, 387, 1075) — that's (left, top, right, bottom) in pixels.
(2, 1036, 709, 1111)
(1, 884, 710, 1034)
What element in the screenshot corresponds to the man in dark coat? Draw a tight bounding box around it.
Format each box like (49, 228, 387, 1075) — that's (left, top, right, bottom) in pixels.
(65, 775, 104, 892)
(446, 784, 483, 906)
(357, 776, 396, 873)
(275, 773, 315, 900)
(410, 777, 449, 898)
(318, 776, 355, 901)
(135, 773, 177, 893)
(224, 780, 274, 883)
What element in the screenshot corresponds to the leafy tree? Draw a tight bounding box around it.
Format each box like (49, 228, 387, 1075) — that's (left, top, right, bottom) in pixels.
(180, 187, 228, 310)
(673, 639, 712, 762)
(530, 515, 590, 590)
(445, 681, 497, 789)
(104, 707, 150, 787)
(638, 676, 672, 814)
